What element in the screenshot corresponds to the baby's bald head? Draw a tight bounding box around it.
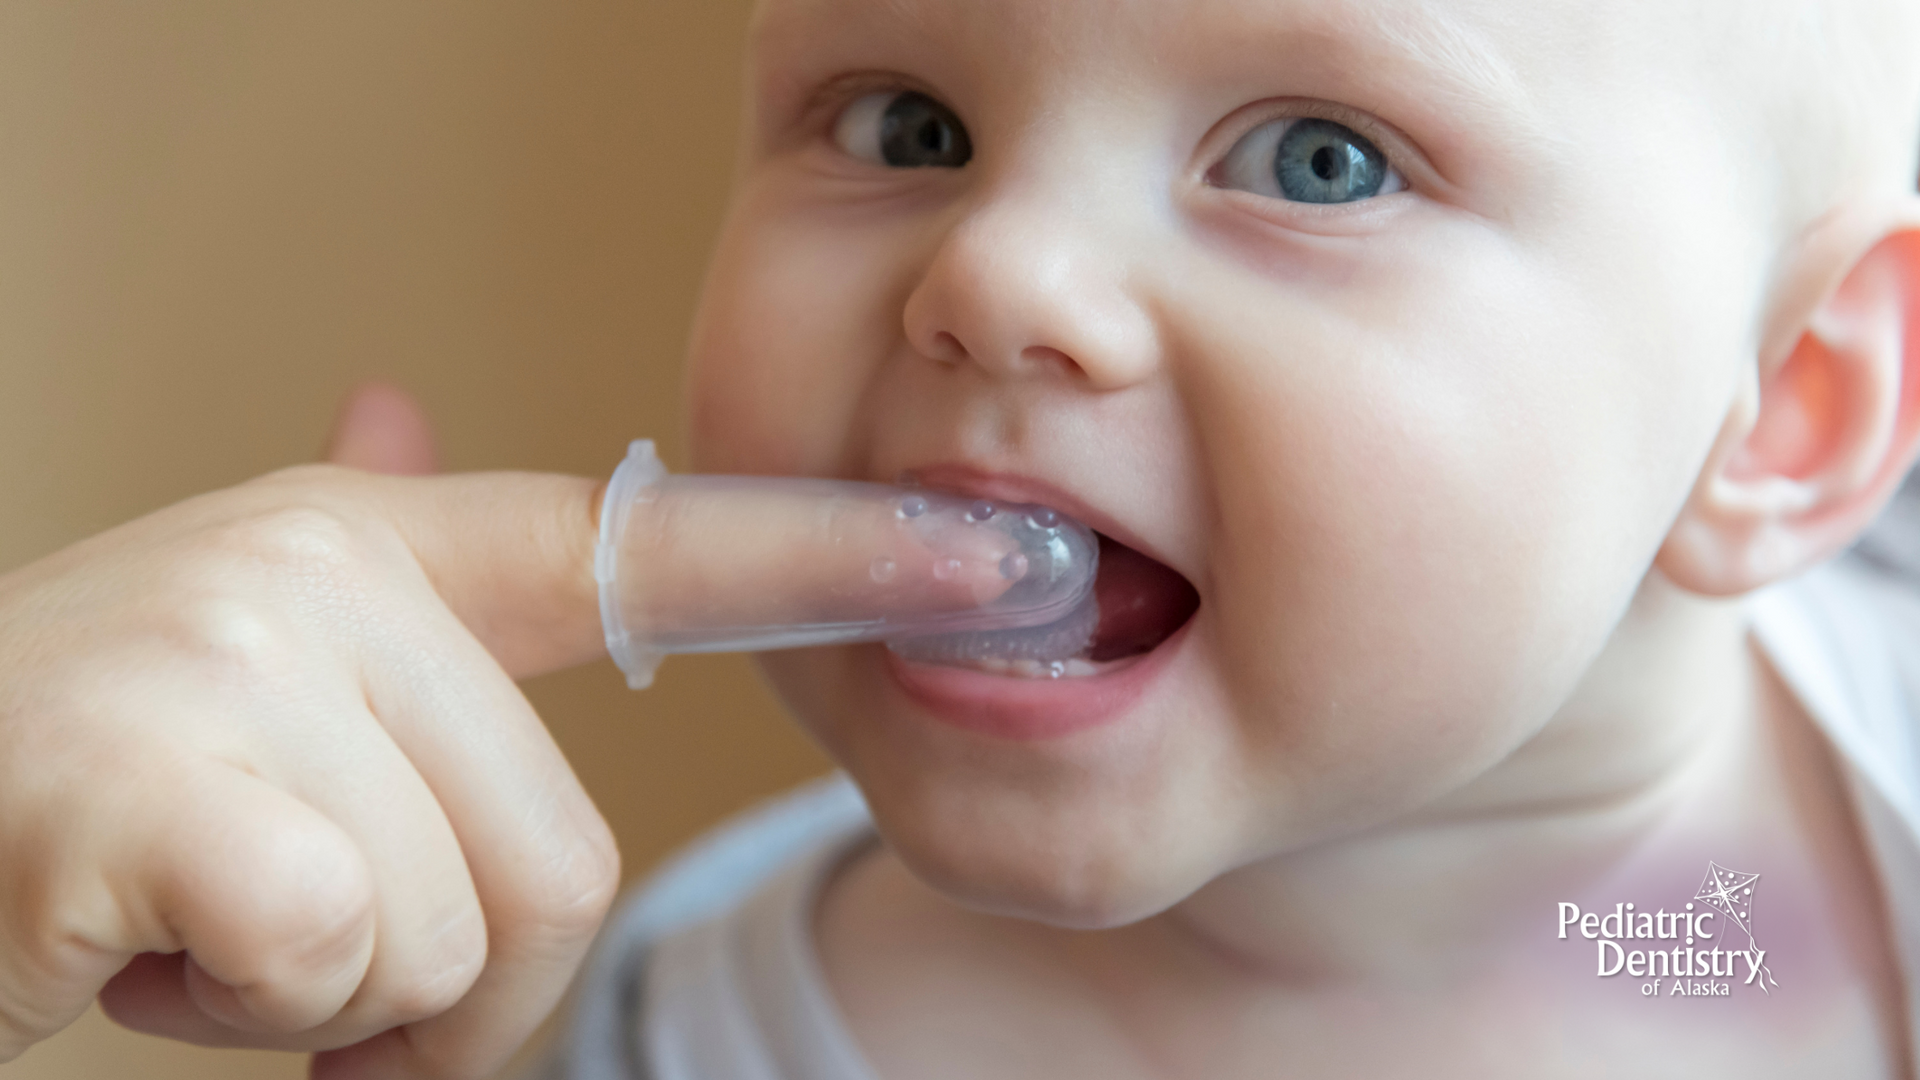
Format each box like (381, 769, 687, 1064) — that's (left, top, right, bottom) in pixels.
(1718, 0, 1920, 234)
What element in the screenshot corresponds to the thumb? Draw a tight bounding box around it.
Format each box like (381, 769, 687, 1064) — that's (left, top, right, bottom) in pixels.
(324, 382, 440, 476)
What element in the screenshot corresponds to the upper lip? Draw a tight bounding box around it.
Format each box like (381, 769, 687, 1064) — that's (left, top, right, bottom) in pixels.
(897, 461, 1182, 578)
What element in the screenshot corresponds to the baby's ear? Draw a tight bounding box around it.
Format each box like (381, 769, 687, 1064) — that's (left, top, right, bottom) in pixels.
(1658, 217, 1920, 596)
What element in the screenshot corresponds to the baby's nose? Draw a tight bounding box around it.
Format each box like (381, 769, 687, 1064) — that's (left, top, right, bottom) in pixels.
(901, 194, 1158, 391)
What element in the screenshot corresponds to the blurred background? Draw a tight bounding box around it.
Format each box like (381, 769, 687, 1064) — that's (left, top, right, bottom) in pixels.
(0, 2, 834, 1075)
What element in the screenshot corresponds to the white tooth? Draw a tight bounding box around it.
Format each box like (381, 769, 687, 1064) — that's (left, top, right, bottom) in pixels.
(940, 654, 1104, 679)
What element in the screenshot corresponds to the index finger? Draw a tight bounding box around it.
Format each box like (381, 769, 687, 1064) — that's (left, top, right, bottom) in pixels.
(257, 449, 1093, 691)
(243, 466, 608, 680)
(596, 443, 1098, 685)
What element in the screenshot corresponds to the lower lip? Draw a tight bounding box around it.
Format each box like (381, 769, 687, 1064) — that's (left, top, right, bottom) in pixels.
(882, 621, 1191, 741)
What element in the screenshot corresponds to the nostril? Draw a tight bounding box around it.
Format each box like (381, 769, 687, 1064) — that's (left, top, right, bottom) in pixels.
(932, 331, 968, 363)
(1020, 346, 1079, 373)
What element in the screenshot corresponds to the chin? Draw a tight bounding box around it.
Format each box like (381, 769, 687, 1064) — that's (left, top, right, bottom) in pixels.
(874, 799, 1218, 930)
(764, 645, 1231, 930)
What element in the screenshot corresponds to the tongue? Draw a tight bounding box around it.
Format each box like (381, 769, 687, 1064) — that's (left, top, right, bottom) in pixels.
(1088, 535, 1200, 662)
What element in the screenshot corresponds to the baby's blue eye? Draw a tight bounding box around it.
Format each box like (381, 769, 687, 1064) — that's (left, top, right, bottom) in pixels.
(834, 90, 973, 169)
(1214, 117, 1403, 204)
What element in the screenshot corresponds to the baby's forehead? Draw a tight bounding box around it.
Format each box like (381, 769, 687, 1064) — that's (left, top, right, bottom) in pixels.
(753, 0, 1713, 83)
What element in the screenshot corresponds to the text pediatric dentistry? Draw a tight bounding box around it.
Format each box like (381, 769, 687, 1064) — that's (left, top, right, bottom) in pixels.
(1555, 863, 1780, 997)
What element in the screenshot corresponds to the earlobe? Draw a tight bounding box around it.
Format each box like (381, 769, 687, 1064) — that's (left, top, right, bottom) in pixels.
(1658, 223, 1920, 597)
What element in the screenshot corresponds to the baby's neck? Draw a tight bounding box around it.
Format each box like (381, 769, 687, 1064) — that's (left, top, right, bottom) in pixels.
(1152, 575, 1854, 986)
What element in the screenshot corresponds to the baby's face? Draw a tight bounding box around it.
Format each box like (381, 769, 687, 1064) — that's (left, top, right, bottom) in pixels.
(687, 0, 1780, 925)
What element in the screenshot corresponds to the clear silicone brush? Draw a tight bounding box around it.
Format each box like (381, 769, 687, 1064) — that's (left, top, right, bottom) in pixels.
(595, 441, 1099, 688)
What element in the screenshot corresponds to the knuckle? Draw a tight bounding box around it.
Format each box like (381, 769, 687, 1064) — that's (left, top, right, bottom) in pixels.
(283, 873, 376, 973)
(164, 505, 386, 683)
(8, 835, 124, 996)
(209, 505, 362, 579)
(231, 826, 377, 985)
(551, 829, 623, 931)
(0, 896, 122, 1054)
(515, 827, 622, 946)
(383, 913, 488, 1025)
(280, 898, 377, 990)
(167, 596, 303, 690)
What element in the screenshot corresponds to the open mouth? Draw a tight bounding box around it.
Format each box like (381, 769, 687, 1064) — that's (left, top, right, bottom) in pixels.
(889, 531, 1200, 678)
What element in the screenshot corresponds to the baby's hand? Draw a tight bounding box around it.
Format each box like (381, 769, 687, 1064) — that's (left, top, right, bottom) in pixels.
(0, 387, 619, 1078)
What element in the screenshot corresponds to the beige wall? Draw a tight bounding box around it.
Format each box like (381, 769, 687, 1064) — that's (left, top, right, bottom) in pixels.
(0, 3, 833, 1075)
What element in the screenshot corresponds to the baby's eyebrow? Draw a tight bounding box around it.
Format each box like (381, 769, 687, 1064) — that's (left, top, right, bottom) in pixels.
(1363, 10, 1530, 116)
(1216, 2, 1555, 150)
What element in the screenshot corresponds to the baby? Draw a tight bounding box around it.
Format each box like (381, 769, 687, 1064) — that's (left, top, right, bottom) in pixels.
(4, 0, 1920, 1076)
(568, 0, 1920, 1074)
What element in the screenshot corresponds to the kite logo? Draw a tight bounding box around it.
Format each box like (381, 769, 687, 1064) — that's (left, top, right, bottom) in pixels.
(1555, 862, 1779, 997)
(1693, 862, 1777, 993)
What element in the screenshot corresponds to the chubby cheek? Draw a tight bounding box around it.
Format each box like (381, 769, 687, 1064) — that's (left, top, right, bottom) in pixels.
(684, 180, 905, 477)
(1168, 243, 1701, 839)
